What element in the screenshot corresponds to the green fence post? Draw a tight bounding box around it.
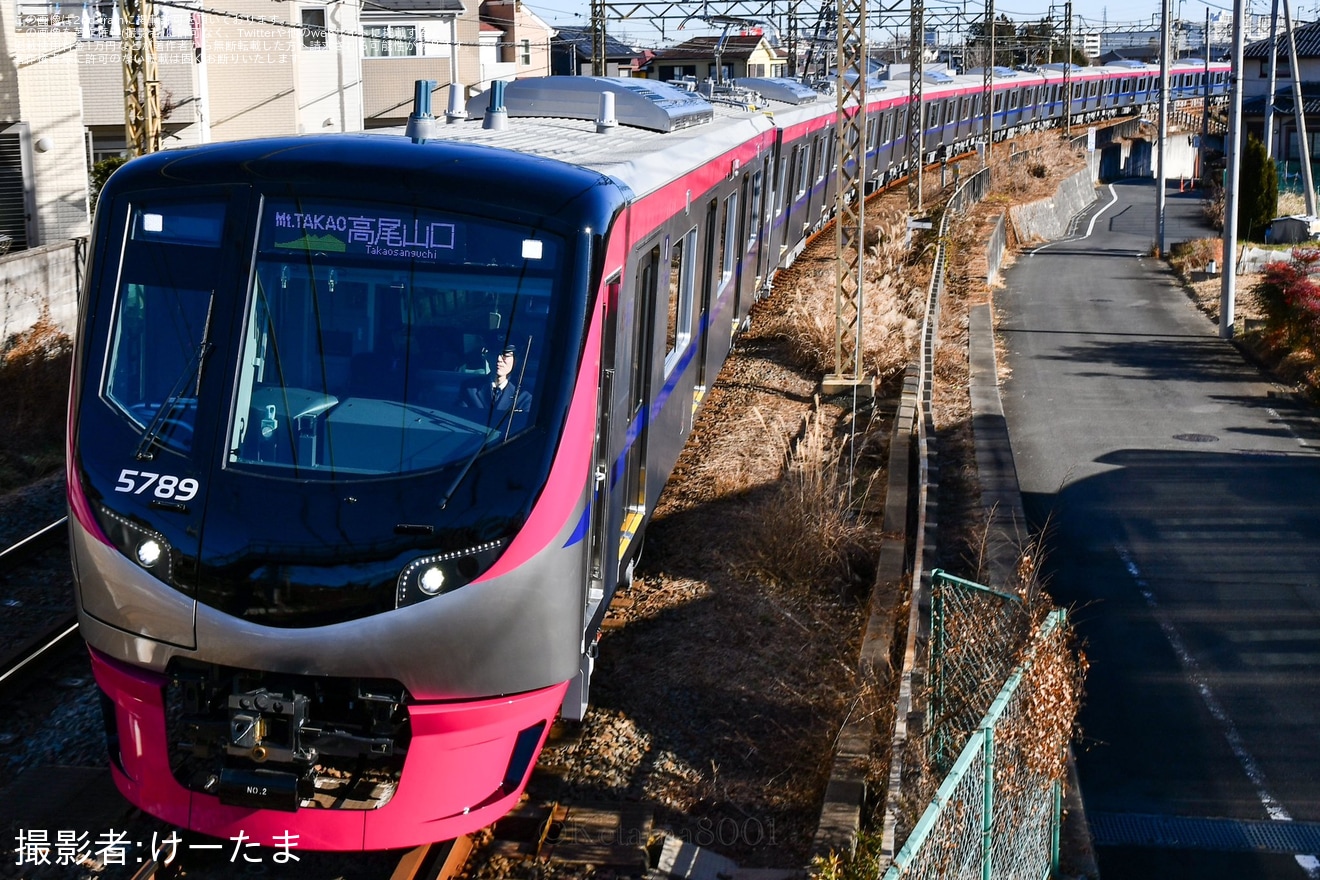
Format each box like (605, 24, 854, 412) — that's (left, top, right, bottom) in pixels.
(1050, 608, 1067, 878)
(982, 723, 994, 880)
(1050, 776, 1062, 878)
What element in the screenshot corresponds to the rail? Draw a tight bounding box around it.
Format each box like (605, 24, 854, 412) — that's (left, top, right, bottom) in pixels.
(0, 518, 78, 693)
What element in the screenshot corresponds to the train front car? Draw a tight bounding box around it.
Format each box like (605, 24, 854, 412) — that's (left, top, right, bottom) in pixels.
(68, 135, 623, 850)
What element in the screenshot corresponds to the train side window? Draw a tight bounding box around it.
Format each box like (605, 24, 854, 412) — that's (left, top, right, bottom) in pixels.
(749, 170, 763, 243)
(795, 147, 809, 198)
(721, 192, 737, 282)
(881, 111, 894, 144)
(633, 245, 660, 410)
(664, 227, 696, 376)
(774, 156, 788, 215)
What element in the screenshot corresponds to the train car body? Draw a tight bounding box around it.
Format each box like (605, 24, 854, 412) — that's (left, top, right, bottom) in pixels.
(70, 61, 1229, 851)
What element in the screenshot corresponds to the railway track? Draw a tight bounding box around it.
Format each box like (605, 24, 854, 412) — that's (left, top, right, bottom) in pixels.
(0, 516, 79, 694)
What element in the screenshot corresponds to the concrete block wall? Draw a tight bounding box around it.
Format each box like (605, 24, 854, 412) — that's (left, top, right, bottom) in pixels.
(0, 239, 82, 342)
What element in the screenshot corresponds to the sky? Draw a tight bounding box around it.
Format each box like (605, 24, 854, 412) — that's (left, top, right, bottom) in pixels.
(522, 0, 1302, 50)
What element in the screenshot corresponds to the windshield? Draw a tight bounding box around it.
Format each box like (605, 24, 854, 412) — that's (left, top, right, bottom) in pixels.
(227, 196, 562, 478)
(104, 200, 226, 455)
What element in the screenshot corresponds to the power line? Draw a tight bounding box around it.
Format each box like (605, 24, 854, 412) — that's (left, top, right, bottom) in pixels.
(148, 0, 550, 52)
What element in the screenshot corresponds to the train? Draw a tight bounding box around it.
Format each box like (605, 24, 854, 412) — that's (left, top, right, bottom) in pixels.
(68, 57, 1230, 851)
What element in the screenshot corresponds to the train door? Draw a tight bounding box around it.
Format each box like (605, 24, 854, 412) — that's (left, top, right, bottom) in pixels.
(695, 198, 718, 410)
(614, 243, 659, 576)
(724, 186, 742, 333)
(587, 271, 622, 617)
(750, 162, 767, 293)
(733, 171, 752, 322)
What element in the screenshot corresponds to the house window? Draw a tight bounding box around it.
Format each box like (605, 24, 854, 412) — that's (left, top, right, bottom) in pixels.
(748, 63, 765, 77)
(301, 8, 327, 49)
(520, 39, 531, 64)
(660, 64, 697, 82)
(364, 25, 417, 57)
(1261, 59, 1290, 78)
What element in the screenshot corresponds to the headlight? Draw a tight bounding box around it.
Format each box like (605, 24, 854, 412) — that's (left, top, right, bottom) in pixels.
(97, 504, 176, 582)
(396, 539, 507, 608)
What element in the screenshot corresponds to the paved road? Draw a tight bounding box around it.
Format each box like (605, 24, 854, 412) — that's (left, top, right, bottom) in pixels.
(996, 180, 1320, 879)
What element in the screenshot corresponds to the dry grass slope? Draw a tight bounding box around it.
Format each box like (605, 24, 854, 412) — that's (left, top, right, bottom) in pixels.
(0, 311, 72, 493)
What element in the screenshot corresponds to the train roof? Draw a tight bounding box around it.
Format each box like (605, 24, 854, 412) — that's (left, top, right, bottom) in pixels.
(401, 77, 811, 199)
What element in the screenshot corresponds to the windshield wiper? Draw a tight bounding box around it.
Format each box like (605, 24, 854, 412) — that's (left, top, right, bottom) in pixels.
(135, 297, 215, 461)
(435, 421, 507, 510)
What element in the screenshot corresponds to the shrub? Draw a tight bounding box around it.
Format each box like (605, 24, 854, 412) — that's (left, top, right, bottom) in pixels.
(89, 156, 129, 215)
(1254, 247, 1320, 345)
(1238, 133, 1278, 242)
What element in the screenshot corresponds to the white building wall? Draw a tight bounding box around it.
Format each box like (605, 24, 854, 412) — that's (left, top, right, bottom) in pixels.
(6, 24, 90, 242)
(296, 0, 364, 133)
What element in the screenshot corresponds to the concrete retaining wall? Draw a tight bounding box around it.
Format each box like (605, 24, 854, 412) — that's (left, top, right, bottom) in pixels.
(987, 213, 1008, 285)
(0, 239, 83, 343)
(1008, 168, 1096, 244)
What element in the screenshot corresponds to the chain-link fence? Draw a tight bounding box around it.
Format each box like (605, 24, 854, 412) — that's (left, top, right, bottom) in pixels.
(928, 569, 1031, 774)
(884, 610, 1068, 880)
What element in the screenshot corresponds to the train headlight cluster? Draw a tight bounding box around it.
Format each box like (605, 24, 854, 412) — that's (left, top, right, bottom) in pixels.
(396, 538, 508, 607)
(96, 504, 176, 583)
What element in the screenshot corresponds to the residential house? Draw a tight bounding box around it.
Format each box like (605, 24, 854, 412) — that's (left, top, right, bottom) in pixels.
(480, 0, 554, 81)
(80, 0, 365, 157)
(3, 0, 92, 246)
(1242, 18, 1320, 169)
(361, 0, 553, 129)
(551, 25, 648, 77)
(361, 0, 471, 127)
(644, 34, 785, 83)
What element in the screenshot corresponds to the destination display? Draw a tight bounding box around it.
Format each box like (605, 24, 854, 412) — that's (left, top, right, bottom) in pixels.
(259, 198, 556, 268)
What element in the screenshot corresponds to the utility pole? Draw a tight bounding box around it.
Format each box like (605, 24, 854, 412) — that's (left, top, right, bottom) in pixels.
(1063, 0, 1072, 138)
(121, 0, 161, 156)
(825, 0, 867, 393)
(591, 0, 605, 76)
(909, 0, 924, 210)
(983, 0, 993, 165)
(788, 0, 799, 77)
(1156, 0, 1170, 255)
(1282, 0, 1316, 214)
(1201, 6, 1209, 177)
(1220, 0, 1246, 340)
(1265, 0, 1279, 158)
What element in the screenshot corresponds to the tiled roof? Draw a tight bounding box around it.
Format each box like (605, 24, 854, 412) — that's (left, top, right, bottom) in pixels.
(653, 35, 766, 61)
(1244, 19, 1320, 58)
(1241, 82, 1320, 117)
(365, 0, 464, 13)
(552, 25, 645, 60)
